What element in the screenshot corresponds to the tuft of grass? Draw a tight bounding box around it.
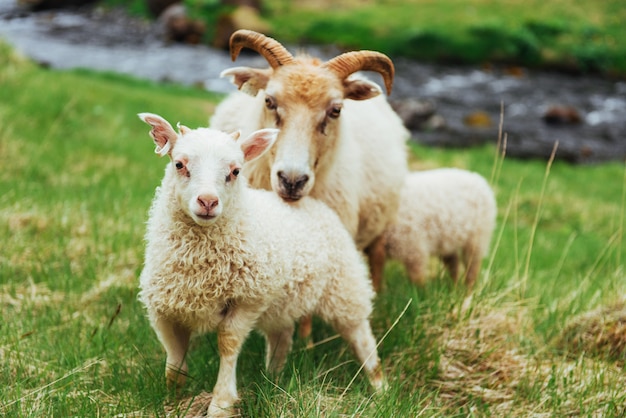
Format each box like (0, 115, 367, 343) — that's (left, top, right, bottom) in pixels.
(1, 42, 626, 416)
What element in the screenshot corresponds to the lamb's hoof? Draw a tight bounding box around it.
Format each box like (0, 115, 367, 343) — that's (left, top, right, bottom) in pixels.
(207, 401, 239, 418)
(165, 391, 213, 417)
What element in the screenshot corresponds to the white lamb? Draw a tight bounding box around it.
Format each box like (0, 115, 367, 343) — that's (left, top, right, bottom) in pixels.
(137, 113, 385, 417)
(383, 168, 497, 287)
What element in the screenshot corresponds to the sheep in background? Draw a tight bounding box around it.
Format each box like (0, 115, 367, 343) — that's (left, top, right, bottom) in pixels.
(137, 113, 385, 417)
(210, 30, 409, 293)
(382, 168, 497, 288)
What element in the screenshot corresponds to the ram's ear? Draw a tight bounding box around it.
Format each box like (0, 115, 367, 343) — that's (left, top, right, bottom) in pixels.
(343, 78, 382, 101)
(239, 129, 279, 162)
(138, 113, 179, 157)
(220, 66, 273, 96)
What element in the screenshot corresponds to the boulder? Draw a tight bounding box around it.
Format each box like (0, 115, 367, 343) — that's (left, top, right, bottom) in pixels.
(157, 3, 206, 44)
(19, 0, 97, 10)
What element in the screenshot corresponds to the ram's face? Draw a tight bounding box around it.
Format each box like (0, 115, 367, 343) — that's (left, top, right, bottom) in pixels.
(261, 65, 345, 202)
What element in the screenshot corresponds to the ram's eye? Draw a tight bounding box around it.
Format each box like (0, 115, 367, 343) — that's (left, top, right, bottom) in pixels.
(265, 96, 277, 110)
(232, 168, 240, 177)
(175, 161, 184, 170)
(328, 105, 342, 119)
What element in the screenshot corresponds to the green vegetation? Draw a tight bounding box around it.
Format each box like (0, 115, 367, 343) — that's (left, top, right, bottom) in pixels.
(101, 0, 626, 75)
(1, 42, 625, 416)
(264, 0, 626, 76)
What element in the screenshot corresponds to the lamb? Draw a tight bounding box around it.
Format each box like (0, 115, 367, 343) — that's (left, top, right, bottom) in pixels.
(209, 30, 409, 294)
(137, 113, 385, 417)
(382, 168, 497, 287)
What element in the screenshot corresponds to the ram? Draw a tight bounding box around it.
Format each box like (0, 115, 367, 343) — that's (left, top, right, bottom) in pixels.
(210, 30, 409, 296)
(137, 113, 385, 417)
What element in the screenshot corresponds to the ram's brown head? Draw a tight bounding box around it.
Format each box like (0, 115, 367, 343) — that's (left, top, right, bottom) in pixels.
(220, 30, 395, 202)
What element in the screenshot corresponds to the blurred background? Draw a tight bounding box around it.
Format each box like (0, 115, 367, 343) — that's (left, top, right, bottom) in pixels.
(1, 0, 625, 163)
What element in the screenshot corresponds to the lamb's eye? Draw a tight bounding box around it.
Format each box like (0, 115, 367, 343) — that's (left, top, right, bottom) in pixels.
(174, 160, 190, 177)
(328, 105, 342, 119)
(265, 96, 277, 110)
(226, 167, 240, 183)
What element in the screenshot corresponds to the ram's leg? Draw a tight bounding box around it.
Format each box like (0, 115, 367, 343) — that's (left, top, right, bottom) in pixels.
(153, 317, 191, 390)
(208, 309, 257, 418)
(265, 325, 294, 373)
(366, 234, 387, 292)
(442, 253, 460, 283)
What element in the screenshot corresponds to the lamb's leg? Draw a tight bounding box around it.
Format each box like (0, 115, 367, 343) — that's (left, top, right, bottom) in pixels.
(208, 308, 257, 418)
(298, 315, 313, 347)
(318, 274, 385, 392)
(153, 317, 191, 389)
(335, 320, 386, 392)
(265, 325, 294, 373)
(366, 234, 387, 292)
(442, 253, 460, 282)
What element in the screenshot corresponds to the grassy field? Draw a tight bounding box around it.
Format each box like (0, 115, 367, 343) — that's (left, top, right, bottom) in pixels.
(1, 41, 626, 417)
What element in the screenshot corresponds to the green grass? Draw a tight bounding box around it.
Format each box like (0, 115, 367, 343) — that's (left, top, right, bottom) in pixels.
(104, 0, 626, 75)
(1, 42, 626, 416)
(262, 0, 626, 76)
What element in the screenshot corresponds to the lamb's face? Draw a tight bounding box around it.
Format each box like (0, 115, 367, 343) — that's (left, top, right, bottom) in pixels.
(170, 129, 244, 226)
(139, 112, 278, 227)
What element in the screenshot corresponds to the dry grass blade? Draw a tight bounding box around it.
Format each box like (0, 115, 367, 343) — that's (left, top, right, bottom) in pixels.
(1, 358, 103, 411)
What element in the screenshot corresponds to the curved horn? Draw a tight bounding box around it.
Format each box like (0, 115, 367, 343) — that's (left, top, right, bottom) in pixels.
(323, 51, 395, 95)
(229, 29, 295, 69)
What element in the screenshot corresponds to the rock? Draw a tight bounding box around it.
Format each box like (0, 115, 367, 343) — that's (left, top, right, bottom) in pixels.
(463, 110, 493, 128)
(157, 3, 205, 44)
(503, 66, 526, 78)
(391, 98, 444, 131)
(542, 105, 582, 125)
(145, 0, 178, 18)
(19, 0, 97, 10)
(213, 5, 271, 49)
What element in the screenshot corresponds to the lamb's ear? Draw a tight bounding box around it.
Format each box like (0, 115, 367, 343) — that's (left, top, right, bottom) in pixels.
(138, 113, 177, 157)
(228, 130, 242, 141)
(176, 122, 191, 135)
(220, 66, 272, 96)
(239, 129, 279, 162)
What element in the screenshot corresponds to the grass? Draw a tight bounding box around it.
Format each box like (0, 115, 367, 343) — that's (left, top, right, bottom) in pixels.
(261, 0, 626, 76)
(1, 41, 626, 416)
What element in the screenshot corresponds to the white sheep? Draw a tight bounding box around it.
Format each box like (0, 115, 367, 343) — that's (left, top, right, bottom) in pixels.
(383, 168, 497, 287)
(137, 113, 385, 417)
(209, 30, 409, 295)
